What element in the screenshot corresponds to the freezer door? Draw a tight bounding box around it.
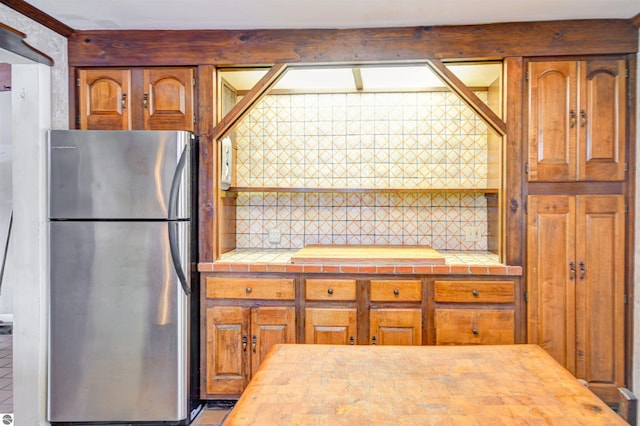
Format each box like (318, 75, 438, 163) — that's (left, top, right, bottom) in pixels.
(48, 220, 190, 422)
(49, 130, 191, 220)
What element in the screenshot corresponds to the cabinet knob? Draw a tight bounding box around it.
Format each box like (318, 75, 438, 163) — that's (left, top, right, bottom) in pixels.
(242, 335, 247, 351)
(246, 287, 252, 294)
(327, 288, 334, 295)
(472, 290, 479, 297)
(143, 92, 149, 109)
(349, 336, 355, 345)
(569, 109, 577, 128)
(371, 336, 377, 345)
(121, 93, 127, 110)
(393, 289, 400, 296)
(252, 335, 257, 353)
(472, 328, 479, 335)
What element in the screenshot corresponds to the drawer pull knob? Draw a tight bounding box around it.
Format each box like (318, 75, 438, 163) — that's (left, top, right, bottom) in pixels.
(246, 287, 252, 294)
(349, 336, 355, 345)
(472, 290, 479, 297)
(372, 336, 377, 345)
(327, 288, 334, 295)
(472, 328, 479, 335)
(393, 289, 400, 296)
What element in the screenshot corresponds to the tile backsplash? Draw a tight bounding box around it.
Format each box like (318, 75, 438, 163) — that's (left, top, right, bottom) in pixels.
(236, 191, 488, 251)
(233, 90, 493, 251)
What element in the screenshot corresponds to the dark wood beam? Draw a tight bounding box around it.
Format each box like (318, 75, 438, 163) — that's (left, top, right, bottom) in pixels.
(68, 19, 638, 67)
(632, 12, 640, 27)
(0, 22, 53, 65)
(426, 58, 506, 136)
(0, 0, 74, 37)
(213, 63, 287, 140)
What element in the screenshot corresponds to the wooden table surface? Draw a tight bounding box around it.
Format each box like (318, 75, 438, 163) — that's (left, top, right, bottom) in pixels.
(224, 344, 626, 425)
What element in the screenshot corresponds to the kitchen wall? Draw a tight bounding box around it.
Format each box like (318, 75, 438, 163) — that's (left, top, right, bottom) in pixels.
(0, 90, 12, 321)
(234, 91, 493, 251)
(1, 4, 68, 425)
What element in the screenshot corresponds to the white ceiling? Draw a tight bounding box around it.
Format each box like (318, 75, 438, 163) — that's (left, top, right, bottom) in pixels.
(24, 0, 639, 31)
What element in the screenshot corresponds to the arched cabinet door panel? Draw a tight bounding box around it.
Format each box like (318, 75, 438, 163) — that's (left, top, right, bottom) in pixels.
(76, 67, 194, 131)
(527, 58, 626, 182)
(143, 68, 194, 131)
(78, 69, 132, 130)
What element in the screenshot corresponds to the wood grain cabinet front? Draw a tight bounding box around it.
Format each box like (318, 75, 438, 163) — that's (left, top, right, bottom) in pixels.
(77, 67, 194, 131)
(206, 277, 295, 300)
(527, 58, 626, 182)
(433, 280, 515, 345)
(527, 194, 625, 395)
(370, 280, 423, 345)
(203, 276, 296, 398)
(205, 306, 295, 397)
(304, 279, 357, 345)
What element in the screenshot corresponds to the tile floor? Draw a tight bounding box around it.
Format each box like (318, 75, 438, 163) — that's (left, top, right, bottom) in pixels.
(0, 334, 12, 415)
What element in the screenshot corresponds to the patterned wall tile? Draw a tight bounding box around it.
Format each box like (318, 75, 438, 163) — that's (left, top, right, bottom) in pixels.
(233, 89, 493, 250)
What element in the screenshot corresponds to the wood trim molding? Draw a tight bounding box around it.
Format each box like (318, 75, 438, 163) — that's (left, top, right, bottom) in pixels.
(0, 22, 53, 64)
(426, 58, 507, 136)
(632, 12, 640, 28)
(68, 19, 638, 67)
(212, 63, 287, 140)
(0, 0, 74, 37)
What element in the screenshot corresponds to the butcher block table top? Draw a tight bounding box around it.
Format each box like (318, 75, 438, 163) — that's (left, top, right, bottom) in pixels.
(223, 344, 624, 425)
(290, 245, 446, 265)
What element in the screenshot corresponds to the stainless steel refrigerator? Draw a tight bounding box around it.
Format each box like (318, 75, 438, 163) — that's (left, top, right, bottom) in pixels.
(47, 130, 200, 424)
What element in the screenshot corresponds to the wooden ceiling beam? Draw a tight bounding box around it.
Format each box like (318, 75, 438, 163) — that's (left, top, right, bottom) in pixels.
(0, 0, 74, 37)
(67, 19, 638, 67)
(426, 58, 506, 136)
(0, 22, 53, 65)
(213, 63, 287, 140)
(632, 12, 640, 27)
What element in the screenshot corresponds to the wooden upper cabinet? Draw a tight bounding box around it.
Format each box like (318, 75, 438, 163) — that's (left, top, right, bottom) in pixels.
(77, 67, 194, 131)
(78, 69, 132, 130)
(579, 60, 626, 181)
(143, 68, 194, 131)
(527, 59, 626, 182)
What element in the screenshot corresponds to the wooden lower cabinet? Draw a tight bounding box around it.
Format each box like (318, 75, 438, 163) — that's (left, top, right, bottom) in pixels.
(433, 280, 516, 345)
(305, 308, 357, 345)
(370, 308, 422, 345)
(205, 306, 295, 396)
(527, 194, 625, 393)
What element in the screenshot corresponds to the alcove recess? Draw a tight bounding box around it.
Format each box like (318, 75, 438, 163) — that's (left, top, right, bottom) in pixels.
(212, 60, 506, 260)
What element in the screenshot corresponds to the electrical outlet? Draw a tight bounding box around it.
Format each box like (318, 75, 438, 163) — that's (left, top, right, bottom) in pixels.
(268, 228, 281, 245)
(464, 225, 482, 242)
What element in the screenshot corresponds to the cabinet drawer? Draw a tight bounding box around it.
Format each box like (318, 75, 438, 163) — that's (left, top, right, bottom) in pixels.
(434, 308, 514, 345)
(434, 281, 514, 303)
(306, 279, 356, 301)
(206, 277, 295, 300)
(370, 280, 422, 302)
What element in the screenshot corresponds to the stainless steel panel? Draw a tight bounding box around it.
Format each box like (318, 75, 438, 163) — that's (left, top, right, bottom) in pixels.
(48, 130, 191, 220)
(48, 220, 190, 422)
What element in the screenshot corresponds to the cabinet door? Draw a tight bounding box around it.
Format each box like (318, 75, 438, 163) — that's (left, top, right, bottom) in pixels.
(527, 61, 577, 182)
(78, 69, 131, 130)
(304, 308, 357, 345)
(578, 60, 626, 181)
(575, 195, 625, 389)
(142, 68, 194, 131)
(250, 307, 296, 377)
(205, 306, 249, 395)
(370, 308, 422, 346)
(526, 195, 576, 373)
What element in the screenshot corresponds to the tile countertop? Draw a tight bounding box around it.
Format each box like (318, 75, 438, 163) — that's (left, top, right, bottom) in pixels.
(198, 249, 522, 276)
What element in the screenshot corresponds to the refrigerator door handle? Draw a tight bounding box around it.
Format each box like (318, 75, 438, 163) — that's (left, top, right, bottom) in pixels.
(168, 222, 190, 296)
(168, 144, 190, 295)
(168, 145, 189, 221)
